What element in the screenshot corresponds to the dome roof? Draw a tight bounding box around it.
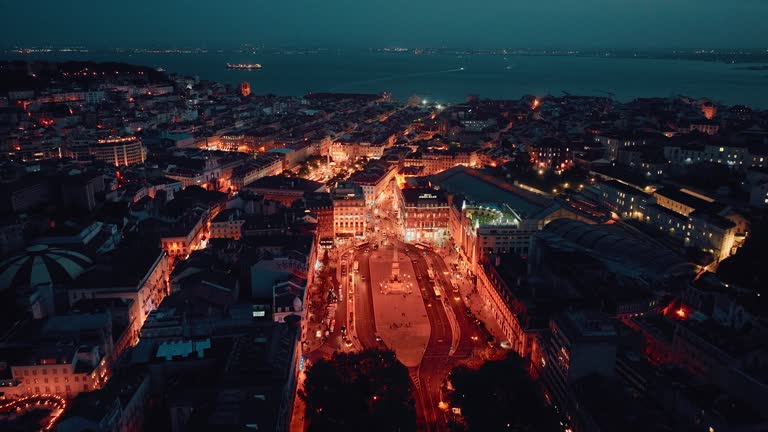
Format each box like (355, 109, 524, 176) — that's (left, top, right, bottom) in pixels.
(0, 245, 93, 291)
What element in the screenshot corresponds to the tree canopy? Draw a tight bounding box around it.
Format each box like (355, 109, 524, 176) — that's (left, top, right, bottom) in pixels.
(302, 349, 416, 432)
(448, 352, 560, 432)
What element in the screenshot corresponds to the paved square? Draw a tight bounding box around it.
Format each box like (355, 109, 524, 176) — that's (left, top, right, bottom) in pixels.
(367, 249, 430, 367)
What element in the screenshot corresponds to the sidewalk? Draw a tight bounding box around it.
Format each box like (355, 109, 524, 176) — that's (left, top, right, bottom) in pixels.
(446, 252, 507, 343)
(289, 367, 307, 432)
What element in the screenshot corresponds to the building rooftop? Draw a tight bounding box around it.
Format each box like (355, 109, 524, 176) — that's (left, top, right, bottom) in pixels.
(332, 181, 365, 201)
(556, 310, 617, 341)
(677, 318, 765, 359)
(0, 244, 93, 290)
(348, 161, 394, 185)
(57, 366, 150, 429)
(654, 187, 720, 212)
(541, 218, 695, 278)
(212, 208, 244, 223)
(690, 209, 736, 230)
(303, 192, 333, 209)
(156, 339, 212, 361)
(648, 203, 688, 222)
(400, 187, 448, 205)
(74, 241, 163, 289)
(429, 166, 550, 218)
(601, 179, 651, 197)
(246, 175, 323, 194)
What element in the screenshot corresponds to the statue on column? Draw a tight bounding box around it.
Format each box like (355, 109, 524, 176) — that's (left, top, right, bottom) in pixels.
(383, 246, 408, 294)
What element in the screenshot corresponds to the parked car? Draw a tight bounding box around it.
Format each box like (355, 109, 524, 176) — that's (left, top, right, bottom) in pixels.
(487, 336, 496, 348)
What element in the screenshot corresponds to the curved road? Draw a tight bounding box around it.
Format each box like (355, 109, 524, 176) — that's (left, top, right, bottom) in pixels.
(349, 239, 453, 431)
(409, 246, 452, 432)
(307, 192, 488, 431)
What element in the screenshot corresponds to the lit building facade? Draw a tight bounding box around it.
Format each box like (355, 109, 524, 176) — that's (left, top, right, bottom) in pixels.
(231, 156, 284, 190)
(595, 134, 648, 161)
(305, 192, 335, 247)
(598, 180, 651, 219)
(90, 136, 146, 166)
(210, 209, 246, 240)
(7, 357, 106, 398)
(0, 313, 115, 399)
(397, 187, 450, 244)
(332, 182, 366, 241)
(349, 162, 397, 205)
(528, 141, 573, 170)
(329, 141, 388, 163)
(403, 150, 477, 176)
(449, 199, 590, 271)
(240, 81, 251, 97)
(596, 182, 742, 262)
(474, 257, 540, 360)
(67, 251, 171, 334)
(160, 214, 206, 259)
(663, 144, 768, 170)
(701, 102, 717, 119)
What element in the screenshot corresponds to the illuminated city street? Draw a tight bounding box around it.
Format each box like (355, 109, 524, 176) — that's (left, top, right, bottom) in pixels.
(2, 7, 768, 429)
(295, 181, 505, 430)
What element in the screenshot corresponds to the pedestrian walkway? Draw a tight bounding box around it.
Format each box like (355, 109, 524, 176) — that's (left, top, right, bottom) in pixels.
(369, 251, 430, 368)
(448, 254, 507, 343)
(289, 368, 308, 432)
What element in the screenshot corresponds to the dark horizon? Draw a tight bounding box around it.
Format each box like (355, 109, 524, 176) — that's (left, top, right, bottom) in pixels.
(4, 43, 768, 51)
(3, 0, 768, 50)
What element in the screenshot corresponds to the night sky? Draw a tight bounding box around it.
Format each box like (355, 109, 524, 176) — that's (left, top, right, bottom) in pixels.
(2, 0, 767, 48)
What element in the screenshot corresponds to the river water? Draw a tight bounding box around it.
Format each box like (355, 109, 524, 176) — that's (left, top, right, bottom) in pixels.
(3, 50, 766, 107)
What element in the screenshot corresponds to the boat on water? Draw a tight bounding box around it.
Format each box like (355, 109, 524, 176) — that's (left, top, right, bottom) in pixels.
(226, 63, 262, 70)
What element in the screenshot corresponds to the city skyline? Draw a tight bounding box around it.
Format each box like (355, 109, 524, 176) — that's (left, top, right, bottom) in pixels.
(1, 56, 767, 431)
